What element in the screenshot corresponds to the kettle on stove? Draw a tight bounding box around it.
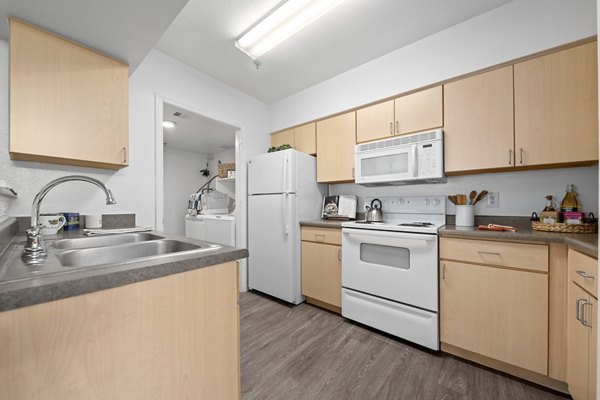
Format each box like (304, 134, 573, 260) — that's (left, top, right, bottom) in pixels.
(365, 199, 383, 222)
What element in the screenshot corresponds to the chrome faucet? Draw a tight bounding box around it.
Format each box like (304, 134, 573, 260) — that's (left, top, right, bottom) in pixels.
(22, 175, 117, 264)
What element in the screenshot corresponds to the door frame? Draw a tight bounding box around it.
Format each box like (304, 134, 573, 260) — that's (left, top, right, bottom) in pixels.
(154, 94, 249, 291)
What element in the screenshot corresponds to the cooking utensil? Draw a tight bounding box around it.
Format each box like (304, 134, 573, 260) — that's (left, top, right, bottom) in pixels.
(473, 190, 488, 205)
(447, 195, 457, 205)
(469, 191, 477, 205)
(457, 194, 467, 206)
(366, 198, 383, 222)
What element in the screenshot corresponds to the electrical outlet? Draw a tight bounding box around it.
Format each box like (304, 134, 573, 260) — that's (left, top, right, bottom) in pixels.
(486, 192, 499, 208)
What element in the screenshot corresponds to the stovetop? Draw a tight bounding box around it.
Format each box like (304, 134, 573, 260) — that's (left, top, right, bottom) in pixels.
(341, 195, 446, 234)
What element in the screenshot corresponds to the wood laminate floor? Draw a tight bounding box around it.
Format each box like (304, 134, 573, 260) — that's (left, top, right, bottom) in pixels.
(240, 291, 568, 400)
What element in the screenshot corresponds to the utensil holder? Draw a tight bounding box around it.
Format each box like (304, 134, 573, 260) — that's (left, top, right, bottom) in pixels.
(456, 205, 475, 227)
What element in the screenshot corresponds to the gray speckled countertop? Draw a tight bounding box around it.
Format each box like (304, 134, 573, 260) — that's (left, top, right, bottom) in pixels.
(440, 224, 598, 258)
(0, 218, 248, 312)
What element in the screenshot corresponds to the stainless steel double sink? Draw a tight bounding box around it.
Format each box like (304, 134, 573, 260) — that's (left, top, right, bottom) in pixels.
(0, 232, 222, 284)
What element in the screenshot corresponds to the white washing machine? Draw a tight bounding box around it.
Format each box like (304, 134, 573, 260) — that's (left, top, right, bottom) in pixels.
(185, 214, 235, 246)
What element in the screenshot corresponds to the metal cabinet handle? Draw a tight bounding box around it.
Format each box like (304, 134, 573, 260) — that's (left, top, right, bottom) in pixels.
(582, 301, 593, 328)
(395, 121, 399, 134)
(519, 148, 524, 165)
(352, 167, 355, 178)
(338, 248, 342, 261)
(389, 122, 394, 135)
(508, 149, 512, 165)
(122, 147, 127, 163)
(477, 251, 500, 256)
(576, 298, 586, 321)
(576, 270, 595, 280)
(442, 263, 446, 280)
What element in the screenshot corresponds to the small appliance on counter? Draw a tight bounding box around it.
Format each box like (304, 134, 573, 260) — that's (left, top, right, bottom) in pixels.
(322, 195, 357, 220)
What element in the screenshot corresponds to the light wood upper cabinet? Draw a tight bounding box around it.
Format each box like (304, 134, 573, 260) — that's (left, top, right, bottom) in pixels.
(514, 42, 598, 166)
(271, 128, 295, 148)
(293, 122, 316, 154)
(395, 86, 443, 135)
(9, 18, 129, 170)
(270, 123, 316, 155)
(443, 66, 514, 173)
(356, 100, 394, 143)
(356, 87, 443, 143)
(316, 111, 356, 183)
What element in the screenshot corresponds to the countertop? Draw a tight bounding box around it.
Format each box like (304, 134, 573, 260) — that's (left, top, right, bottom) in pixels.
(0, 218, 248, 312)
(300, 219, 345, 228)
(440, 224, 598, 258)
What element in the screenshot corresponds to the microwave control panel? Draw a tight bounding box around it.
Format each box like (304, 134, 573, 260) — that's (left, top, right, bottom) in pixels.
(417, 141, 443, 179)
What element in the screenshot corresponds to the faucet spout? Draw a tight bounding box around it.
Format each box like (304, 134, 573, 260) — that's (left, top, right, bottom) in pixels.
(23, 175, 117, 264)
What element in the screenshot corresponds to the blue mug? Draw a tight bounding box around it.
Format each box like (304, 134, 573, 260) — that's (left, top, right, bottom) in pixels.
(62, 212, 80, 231)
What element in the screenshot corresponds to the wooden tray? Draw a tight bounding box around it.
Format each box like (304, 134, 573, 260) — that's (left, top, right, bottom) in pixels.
(531, 220, 598, 234)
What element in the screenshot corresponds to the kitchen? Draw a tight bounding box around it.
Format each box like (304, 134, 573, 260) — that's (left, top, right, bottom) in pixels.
(0, 0, 599, 399)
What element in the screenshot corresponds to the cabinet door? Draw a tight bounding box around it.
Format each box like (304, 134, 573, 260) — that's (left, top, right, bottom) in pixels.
(440, 261, 548, 375)
(271, 128, 295, 148)
(356, 100, 394, 143)
(568, 282, 591, 400)
(588, 296, 597, 400)
(9, 18, 128, 170)
(301, 241, 341, 308)
(514, 42, 598, 166)
(443, 66, 514, 173)
(394, 86, 443, 135)
(294, 122, 316, 155)
(316, 111, 356, 183)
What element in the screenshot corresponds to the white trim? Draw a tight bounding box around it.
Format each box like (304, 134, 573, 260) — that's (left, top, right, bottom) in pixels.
(154, 94, 249, 291)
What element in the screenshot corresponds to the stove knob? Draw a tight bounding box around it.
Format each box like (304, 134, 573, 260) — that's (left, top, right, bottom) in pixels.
(398, 198, 405, 205)
(424, 199, 431, 206)
(432, 198, 440, 206)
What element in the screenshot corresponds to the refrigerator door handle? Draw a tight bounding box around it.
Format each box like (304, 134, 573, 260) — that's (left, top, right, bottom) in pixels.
(283, 193, 289, 235)
(282, 154, 288, 193)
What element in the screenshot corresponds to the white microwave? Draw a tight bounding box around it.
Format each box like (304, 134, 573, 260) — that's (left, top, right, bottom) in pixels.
(354, 129, 445, 186)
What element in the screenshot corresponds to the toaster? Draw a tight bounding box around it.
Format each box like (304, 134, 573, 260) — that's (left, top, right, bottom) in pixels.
(322, 195, 357, 220)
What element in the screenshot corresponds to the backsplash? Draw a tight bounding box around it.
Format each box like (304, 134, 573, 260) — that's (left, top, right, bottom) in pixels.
(330, 165, 599, 216)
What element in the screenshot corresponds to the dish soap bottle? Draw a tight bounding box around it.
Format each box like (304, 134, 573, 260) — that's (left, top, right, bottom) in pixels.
(560, 184, 579, 212)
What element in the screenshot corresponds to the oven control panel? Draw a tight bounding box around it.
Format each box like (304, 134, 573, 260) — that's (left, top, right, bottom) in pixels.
(361, 195, 446, 215)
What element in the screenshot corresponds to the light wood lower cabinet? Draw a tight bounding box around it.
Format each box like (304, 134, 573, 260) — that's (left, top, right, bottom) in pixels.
(567, 248, 597, 400)
(301, 227, 341, 312)
(0, 262, 240, 400)
(440, 260, 548, 375)
(9, 18, 129, 170)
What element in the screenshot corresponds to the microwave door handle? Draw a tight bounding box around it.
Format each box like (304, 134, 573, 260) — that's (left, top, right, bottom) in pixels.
(412, 146, 418, 178)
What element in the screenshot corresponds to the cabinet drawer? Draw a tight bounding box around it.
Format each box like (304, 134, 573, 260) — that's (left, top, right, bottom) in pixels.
(440, 238, 548, 272)
(301, 227, 341, 245)
(569, 248, 598, 297)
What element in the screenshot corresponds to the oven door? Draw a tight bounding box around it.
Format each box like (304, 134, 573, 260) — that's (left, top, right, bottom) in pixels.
(342, 228, 438, 311)
(355, 144, 417, 185)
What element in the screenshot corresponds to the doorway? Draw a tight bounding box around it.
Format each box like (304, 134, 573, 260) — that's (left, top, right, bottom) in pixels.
(155, 95, 248, 290)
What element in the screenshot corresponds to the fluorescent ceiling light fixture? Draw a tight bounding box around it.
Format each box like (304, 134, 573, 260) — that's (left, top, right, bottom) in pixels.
(235, 0, 347, 60)
(162, 120, 177, 129)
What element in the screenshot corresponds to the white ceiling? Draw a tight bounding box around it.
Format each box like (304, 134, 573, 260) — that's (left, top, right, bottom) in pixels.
(0, 0, 189, 73)
(155, 0, 513, 104)
(163, 103, 237, 155)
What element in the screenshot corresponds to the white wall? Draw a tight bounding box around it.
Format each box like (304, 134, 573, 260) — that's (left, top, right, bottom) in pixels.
(209, 148, 236, 179)
(1, 44, 269, 228)
(269, 0, 599, 216)
(163, 147, 208, 235)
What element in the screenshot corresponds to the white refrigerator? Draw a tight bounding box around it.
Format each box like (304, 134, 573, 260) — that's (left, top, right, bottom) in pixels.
(248, 149, 327, 304)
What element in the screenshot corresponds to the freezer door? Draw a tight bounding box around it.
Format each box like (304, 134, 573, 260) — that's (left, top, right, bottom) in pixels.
(248, 193, 301, 303)
(248, 150, 295, 194)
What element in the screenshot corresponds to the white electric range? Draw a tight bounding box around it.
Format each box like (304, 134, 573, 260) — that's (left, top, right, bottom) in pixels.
(341, 195, 445, 350)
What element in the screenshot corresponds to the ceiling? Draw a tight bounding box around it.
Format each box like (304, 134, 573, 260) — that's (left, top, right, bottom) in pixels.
(163, 103, 237, 155)
(155, 0, 513, 104)
(0, 0, 189, 73)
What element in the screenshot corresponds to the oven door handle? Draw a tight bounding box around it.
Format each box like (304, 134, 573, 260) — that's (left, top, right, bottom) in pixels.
(342, 228, 437, 242)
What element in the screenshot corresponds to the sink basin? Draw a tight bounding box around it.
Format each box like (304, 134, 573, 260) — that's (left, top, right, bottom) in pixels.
(56, 239, 220, 267)
(54, 233, 164, 250)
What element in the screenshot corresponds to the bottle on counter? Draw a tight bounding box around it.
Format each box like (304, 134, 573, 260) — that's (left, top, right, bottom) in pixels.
(540, 194, 560, 224)
(560, 184, 579, 212)
(543, 194, 556, 211)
